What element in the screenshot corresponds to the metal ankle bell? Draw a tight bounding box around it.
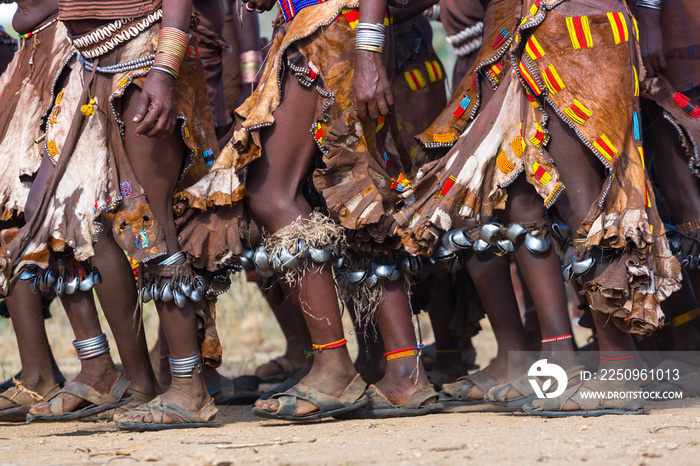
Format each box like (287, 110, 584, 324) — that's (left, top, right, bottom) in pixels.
(65, 275, 80, 295)
(169, 353, 203, 378)
(238, 247, 255, 271)
(73, 333, 110, 360)
(346, 268, 367, 285)
(309, 245, 332, 264)
(497, 239, 514, 254)
(441, 228, 472, 251)
(400, 256, 422, 275)
(472, 239, 491, 252)
(551, 219, 570, 245)
(433, 245, 456, 261)
(479, 223, 503, 245)
(505, 224, 528, 243)
(571, 256, 595, 275)
(253, 246, 274, 277)
(524, 233, 551, 254)
(372, 263, 401, 282)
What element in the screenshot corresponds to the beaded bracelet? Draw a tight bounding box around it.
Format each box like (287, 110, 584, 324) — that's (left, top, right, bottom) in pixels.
(312, 337, 347, 352)
(540, 334, 572, 344)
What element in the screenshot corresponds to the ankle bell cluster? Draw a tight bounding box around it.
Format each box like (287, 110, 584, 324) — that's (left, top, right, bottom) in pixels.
(141, 252, 205, 308)
(20, 255, 102, 295)
(169, 353, 203, 378)
(73, 333, 110, 360)
(252, 239, 344, 278)
(433, 221, 552, 270)
(342, 254, 422, 290)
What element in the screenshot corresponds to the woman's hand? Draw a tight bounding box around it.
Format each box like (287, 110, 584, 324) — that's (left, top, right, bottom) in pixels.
(354, 50, 394, 119)
(132, 70, 178, 137)
(243, 0, 276, 13)
(637, 8, 666, 78)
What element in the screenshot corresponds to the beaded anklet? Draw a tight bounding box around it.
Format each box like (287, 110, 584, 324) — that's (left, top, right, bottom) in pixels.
(541, 334, 572, 344)
(436, 348, 460, 354)
(312, 338, 347, 352)
(385, 344, 424, 361)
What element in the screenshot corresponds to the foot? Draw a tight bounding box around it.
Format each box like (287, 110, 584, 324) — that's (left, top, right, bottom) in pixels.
(372, 358, 432, 407)
(0, 373, 61, 410)
(28, 355, 121, 416)
(114, 377, 212, 424)
(254, 354, 357, 416)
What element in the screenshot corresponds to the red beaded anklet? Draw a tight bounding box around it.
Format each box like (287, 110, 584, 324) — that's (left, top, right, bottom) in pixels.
(541, 334, 572, 344)
(312, 338, 347, 352)
(385, 344, 424, 361)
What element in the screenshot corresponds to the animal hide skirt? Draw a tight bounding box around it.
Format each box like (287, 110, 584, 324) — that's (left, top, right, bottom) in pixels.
(393, 0, 682, 336)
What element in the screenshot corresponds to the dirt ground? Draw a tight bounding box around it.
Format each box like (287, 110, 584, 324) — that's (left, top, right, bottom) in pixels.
(0, 398, 698, 465)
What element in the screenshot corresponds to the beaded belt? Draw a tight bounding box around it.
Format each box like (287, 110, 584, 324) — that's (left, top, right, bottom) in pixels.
(278, 0, 328, 22)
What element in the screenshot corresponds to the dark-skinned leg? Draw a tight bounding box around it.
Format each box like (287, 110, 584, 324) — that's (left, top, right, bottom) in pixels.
(372, 281, 431, 405)
(425, 272, 465, 382)
(547, 114, 639, 391)
(449, 252, 530, 400)
(350, 301, 385, 384)
(92, 228, 161, 399)
(1, 281, 63, 407)
(251, 72, 357, 416)
(115, 86, 210, 424)
(499, 177, 578, 372)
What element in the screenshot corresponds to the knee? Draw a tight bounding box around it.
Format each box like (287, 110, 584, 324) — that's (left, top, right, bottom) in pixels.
(246, 190, 296, 228)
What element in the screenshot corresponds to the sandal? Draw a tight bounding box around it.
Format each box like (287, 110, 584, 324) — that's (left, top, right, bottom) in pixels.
(27, 373, 132, 422)
(212, 375, 261, 405)
(522, 380, 644, 417)
(426, 370, 460, 391)
(0, 383, 62, 422)
(258, 377, 299, 401)
(439, 371, 499, 405)
(87, 388, 157, 421)
(255, 357, 299, 384)
(647, 360, 700, 398)
(335, 384, 443, 419)
(115, 396, 219, 431)
(485, 365, 583, 407)
(251, 374, 367, 421)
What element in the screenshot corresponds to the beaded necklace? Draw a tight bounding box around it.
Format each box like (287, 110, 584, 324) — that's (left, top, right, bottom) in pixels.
(18, 14, 59, 40)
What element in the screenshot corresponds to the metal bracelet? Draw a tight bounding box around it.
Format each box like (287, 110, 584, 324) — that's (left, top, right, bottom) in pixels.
(150, 65, 178, 80)
(73, 333, 110, 360)
(169, 353, 203, 378)
(636, 0, 661, 9)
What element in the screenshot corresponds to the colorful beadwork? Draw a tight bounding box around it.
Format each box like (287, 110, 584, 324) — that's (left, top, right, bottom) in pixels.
(492, 27, 510, 49)
(433, 133, 455, 143)
(383, 149, 391, 167)
(385, 344, 423, 361)
(566, 16, 593, 49)
(526, 91, 540, 108)
(541, 333, 572, 343)
(525, 35, 545, 60)
(119, 180, 133, 197)
(564, 99, 592, 124)
(519, 61, 542, 95)
(453, 95, 472, 119)
(203, 149, 215, 168)
(488, 63, 503, 84)
(593, 134, 618, 161)
(511, 135, 525, 158)
(633, 66, 640, 97)
(312, 338, 347, 352)
(532, 162, 551, 185)
(496, 150, 515, 174)
(46, 139, 59, 159)
(280, 0, 329, 22)
(405, 69, 427, 91)
(673, 92, 700, 117)
(135, 229, 150, 249)
(633, 112, 642, 140)
(637, 146, 646, 171)
(307, 61, 319, 81)
(390, 174, 412, 192)
(424, 60, 443, 82)
(436, 176, 456, 199)
(313, 123, 324, 144)
(529, 122, 545, 147)
(529, 0, 543, 16)
(544, 183, 564, 206)
(376, 115, 385, 133)
(542, 64, 565, 95)
(341, 8, 359, 28)
(607, 12, 629, 45)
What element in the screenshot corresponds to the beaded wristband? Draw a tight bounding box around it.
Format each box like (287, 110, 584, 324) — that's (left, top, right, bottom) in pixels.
(312, 338, 347, 352)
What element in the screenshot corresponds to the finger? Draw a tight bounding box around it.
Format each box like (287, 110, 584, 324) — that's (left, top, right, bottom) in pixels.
(384, 89, 394, 109)
(136, 107, 160, 136)
(377, 95, 390, 116)
(356, 100, 368, 119)
(132, 93, 151, 124)
(367, 100, 380, 120)
(642, 58, 655, 78)
(145, 111, 170, 138)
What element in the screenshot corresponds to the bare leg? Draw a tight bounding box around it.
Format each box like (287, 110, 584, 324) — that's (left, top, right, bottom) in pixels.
(1, 281, 63, 406)
(350, 301, 385, 384)
(116, 85, 210, 424)
(251, 72, 357, 416)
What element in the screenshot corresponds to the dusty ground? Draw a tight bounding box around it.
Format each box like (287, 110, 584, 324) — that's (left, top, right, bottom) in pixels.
(1, 400, 699, 465)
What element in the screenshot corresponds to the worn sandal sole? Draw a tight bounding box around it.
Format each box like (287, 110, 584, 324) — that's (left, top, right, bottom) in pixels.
(485, 394, 537, 407)
(0, 405, 32, 423)
(251, 395, 368, 421)
(522, 403, 645, 418)
(116, 421, 221, 431)
(438, 391, 486, 406)
(26, 395, 133, 423)
(335, 402, 444, 419)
